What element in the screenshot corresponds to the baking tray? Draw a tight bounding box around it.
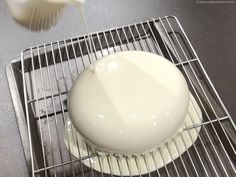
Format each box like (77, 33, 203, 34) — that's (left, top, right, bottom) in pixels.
(6, 16, 236, 177)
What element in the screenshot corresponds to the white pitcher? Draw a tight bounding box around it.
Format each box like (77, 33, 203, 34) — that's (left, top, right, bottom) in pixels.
(6, 0, 84, 31)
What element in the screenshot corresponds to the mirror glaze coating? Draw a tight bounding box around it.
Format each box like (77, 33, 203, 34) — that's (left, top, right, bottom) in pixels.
(64, 94, 202, 175)
(68, 51, 190, 154)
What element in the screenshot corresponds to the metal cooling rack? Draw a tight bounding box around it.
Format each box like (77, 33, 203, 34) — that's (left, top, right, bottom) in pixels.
(6, 16, 236, 177)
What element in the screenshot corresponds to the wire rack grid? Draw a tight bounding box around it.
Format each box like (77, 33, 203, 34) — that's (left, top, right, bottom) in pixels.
(17, 16, 236, 177)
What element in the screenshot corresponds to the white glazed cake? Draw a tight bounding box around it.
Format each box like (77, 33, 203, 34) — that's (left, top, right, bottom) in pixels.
(68, 51, 190, 154)
(65, 94, 202, 175)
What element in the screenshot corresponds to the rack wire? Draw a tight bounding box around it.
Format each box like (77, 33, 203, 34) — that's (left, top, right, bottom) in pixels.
(8, 16, 236, 177)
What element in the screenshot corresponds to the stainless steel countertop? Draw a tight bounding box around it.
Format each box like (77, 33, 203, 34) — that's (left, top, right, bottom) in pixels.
(0, 0, 235, 176)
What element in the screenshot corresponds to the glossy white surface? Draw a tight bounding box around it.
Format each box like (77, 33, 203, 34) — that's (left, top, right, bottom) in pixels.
(65, 94, 202, 175)
(68, 51, 190, 154)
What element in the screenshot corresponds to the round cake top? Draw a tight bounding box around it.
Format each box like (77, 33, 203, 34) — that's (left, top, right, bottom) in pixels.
(68, 51, 189, 154)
